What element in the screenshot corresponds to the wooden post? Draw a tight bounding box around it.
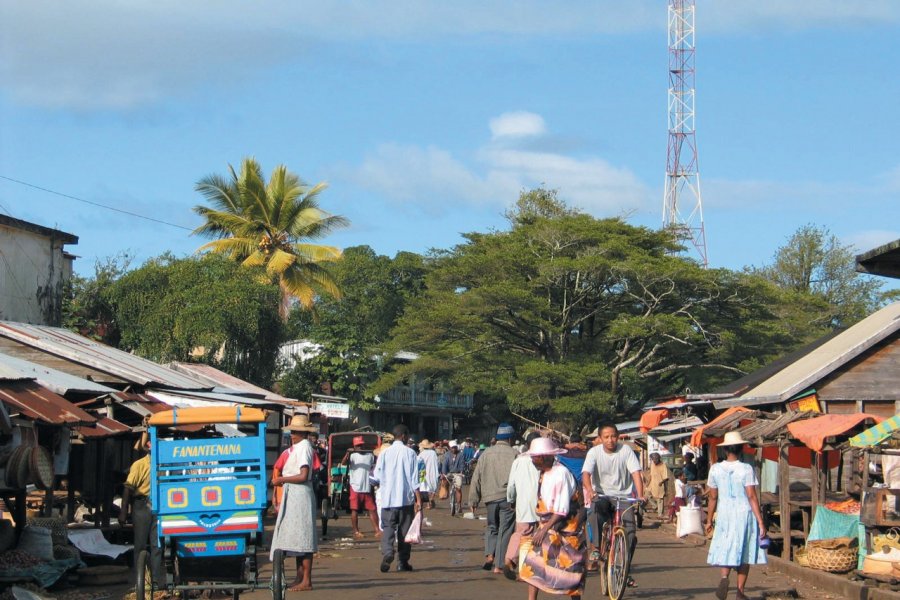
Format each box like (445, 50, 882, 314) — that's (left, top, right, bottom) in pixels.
(66, 484, 76, 523)
(779, 442, 792, 560)
(810, 450, 819, 525)
(836, 449, 844, 493)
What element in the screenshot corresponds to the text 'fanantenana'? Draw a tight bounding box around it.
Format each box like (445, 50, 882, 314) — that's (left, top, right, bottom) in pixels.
(171, 444, 242, 458)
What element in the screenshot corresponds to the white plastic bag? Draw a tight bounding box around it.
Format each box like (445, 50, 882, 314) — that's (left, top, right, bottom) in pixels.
(676, 506, 703, 538)
(404, 511, 423, 544)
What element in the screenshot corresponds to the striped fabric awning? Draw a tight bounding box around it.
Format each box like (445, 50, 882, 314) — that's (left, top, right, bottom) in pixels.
(849, 414, 900, 448)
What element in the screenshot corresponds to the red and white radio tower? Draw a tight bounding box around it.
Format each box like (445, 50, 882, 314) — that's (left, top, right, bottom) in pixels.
(663, 0, 708, 267)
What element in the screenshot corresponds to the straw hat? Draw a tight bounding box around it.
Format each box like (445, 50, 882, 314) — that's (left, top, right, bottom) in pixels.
(282, 414, 319, 433)
(525, 437, 567, 456)
(718, 431, 748, 447)
(419, 439, 434, 449)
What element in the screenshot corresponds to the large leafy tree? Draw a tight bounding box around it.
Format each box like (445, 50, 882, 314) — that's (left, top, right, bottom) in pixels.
(107, 254, 283, 387)
(371, 189, 808, 426)
(755, 224, 885, 328)
(192, 157, 348, 311)
(280, 246, 429, 407)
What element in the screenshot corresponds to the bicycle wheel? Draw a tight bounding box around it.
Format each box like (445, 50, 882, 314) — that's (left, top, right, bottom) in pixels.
(606, 527, 631, 600)
(450, 491, 458, 516)
(596, 522, 611, 597)
(272, 549, 284, 600)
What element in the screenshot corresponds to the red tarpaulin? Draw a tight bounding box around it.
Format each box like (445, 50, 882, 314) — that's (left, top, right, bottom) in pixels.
(786, 413, 884, 453)
(640, 398, 686, 433)
(690, 406, 752, 448)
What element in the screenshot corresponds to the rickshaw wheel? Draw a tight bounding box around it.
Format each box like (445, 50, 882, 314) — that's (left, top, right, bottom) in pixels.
(320, 498, 330, 536)
(272, 549, 284, 600)
(135, 549, 150, 600)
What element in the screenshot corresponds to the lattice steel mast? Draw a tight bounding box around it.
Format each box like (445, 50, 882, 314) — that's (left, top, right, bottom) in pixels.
(663, 0, 708, 267)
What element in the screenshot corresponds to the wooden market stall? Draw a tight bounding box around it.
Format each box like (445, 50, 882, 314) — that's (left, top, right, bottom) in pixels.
(848, 415, 900, 581)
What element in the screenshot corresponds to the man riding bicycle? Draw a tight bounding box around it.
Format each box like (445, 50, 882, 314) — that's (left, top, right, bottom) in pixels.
(581, 421, 644, 588)
(440, 440, 466, 513)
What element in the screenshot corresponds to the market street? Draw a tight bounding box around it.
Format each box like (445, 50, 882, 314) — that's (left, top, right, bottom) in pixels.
(93, 499, 827, 600)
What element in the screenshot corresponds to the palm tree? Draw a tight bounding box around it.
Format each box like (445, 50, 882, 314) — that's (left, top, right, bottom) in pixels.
(192, 157, 348, 312)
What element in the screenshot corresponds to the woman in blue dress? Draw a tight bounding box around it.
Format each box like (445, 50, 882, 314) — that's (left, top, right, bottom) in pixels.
(704, 431, 767, 600)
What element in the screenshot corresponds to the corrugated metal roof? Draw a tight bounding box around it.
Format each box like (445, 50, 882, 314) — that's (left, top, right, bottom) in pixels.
(147, 388, 285, 409)
(723, 302, 900, 408)
(77, 416, 131, 438)
(0, 352, 115, 395)
(169, 362, 294, 403)
(0, 360, 32, 381)
(0, 380, 96, 424)
(649, 416, 703, 433)
(0, 321, 211, 390)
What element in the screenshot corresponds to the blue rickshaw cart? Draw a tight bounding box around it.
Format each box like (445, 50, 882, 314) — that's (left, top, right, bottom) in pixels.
(142, 406, 279, 599)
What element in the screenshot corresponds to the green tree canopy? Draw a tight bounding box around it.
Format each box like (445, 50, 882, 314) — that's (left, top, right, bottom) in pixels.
(280, 246, 429, 406)
(370, 189, 813, 426)
(192, 157, 348, 311)
(107, 254, 283, 386)
(754, 224, 885, 328)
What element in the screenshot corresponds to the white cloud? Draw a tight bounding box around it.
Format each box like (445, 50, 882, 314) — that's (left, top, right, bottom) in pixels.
(337, 113, 651, 216)
(490, 112, 547, 140)
(3, 1, 898, 110)
(843, 229, 899, 254)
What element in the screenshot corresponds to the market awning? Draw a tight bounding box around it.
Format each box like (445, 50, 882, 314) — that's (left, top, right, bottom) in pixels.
(849, 414, 900, 448)
(0, 380, 96, 425)
(690, 406, 752, 447)
(640, 398, 686, 433)
(787, 413, 884, 453)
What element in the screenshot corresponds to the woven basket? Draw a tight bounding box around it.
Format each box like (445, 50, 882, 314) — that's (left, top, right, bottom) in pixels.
(794, 547, 809, 567)
(806, 544, 857, 573)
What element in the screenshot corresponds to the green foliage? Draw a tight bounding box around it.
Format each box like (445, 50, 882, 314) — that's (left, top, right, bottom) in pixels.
(280, 246, 429, 408)
(754, 224, 884, 328)
(373, 188, 818, 427)
(62, 253, 132, 344)
(107, 254, 283, 386)
(192, 157, 349, 309)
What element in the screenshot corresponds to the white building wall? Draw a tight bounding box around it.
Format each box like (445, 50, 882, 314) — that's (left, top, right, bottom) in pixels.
(0, 224, 74, 325)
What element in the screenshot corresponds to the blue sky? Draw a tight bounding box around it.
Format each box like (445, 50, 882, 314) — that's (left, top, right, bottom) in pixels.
(1, 1, 898, 283)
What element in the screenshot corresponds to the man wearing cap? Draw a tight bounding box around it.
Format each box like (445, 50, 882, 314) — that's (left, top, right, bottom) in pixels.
(372, 424, 422, 573)
(469, 423, 518, 573)
(440, 440, 466, 512)
(342, 436, 380, 539)
(120, 431, 164, 592)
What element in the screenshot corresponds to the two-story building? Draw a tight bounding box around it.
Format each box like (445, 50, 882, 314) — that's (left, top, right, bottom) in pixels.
(279, 342, 474, 440)
(0, 215, 78, 326)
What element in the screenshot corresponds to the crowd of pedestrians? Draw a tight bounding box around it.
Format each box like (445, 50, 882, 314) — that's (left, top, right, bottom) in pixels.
(266, 418, 766, 599)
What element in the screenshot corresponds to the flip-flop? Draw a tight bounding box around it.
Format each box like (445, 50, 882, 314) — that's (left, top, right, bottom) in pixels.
(627, 576, 637, 588)
(715, 576, 729, 600)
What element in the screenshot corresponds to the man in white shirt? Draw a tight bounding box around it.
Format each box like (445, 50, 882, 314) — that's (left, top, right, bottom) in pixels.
(372, 424, 422, 573)
(342, 436, 380, 539)
(581, 421, 644, 582)
(503, 431, 541, 579)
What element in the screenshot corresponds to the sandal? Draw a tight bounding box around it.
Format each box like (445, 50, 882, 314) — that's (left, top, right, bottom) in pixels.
(626, 576, 637, 588)
(715, 576, 729, 600)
